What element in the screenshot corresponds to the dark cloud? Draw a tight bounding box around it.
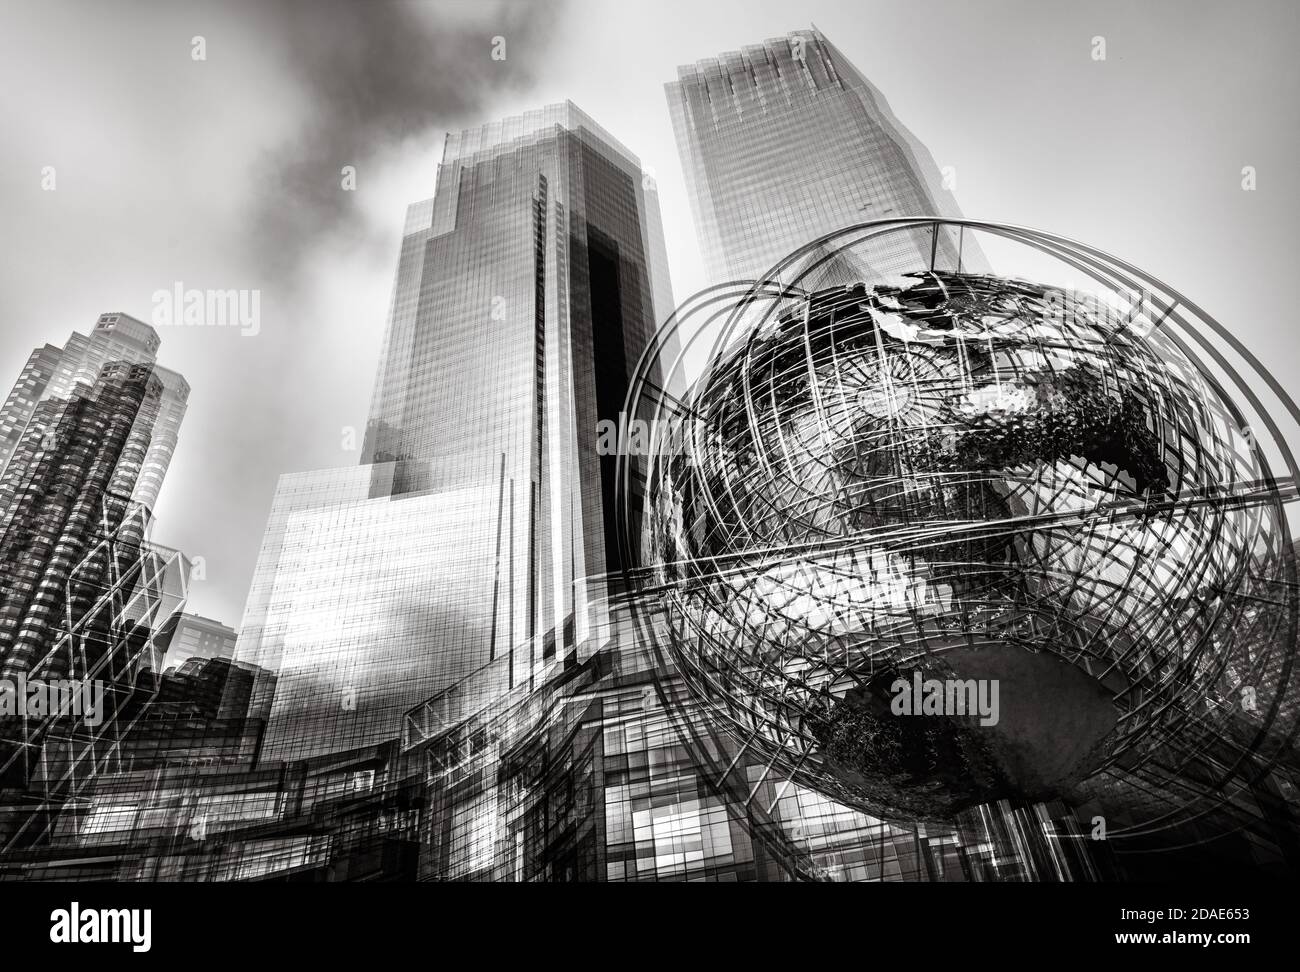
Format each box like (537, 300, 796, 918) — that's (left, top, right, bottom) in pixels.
(246, 0, 559, 279)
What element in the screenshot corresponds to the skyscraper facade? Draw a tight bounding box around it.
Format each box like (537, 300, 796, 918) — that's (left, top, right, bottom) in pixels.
(0, 314, 185, 510)
(234, 102, 675, 763)
(0, 315, 191, 794)
(666, 27, 980, 287)
(0, 314, 188, 681)
(363, 102, 672, 636)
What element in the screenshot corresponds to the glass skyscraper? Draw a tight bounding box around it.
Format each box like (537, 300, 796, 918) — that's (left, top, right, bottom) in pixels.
(233, 102, 675, 763)
(0, 314, 191, 794)
(666, 26, 981, 286)
(0, 314, 188, 682)
(0, 313, 186, 514)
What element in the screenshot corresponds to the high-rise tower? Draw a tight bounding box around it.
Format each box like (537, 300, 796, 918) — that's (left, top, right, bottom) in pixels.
(0, 314, 188, 680)
(0, 315, 190, 790)
(0, 313, 186, 509)
(666, 27, 982, 286)
(234, 102, 674, 762)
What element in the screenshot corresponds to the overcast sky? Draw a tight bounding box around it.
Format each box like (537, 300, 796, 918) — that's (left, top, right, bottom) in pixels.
(2, 0, 1297, 626)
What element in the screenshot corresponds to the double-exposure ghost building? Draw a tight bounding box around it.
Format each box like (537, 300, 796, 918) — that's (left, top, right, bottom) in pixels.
(0, 315, 197, 812)
(2, 27, 1299, 882)
(230, 101, 674, 768)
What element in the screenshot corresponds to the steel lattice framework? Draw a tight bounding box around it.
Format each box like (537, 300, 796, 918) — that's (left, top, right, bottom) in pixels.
(618, 219, 1300, 827)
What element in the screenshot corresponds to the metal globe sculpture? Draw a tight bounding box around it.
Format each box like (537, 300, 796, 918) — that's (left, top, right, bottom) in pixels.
(621, 220, 1299, 825)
